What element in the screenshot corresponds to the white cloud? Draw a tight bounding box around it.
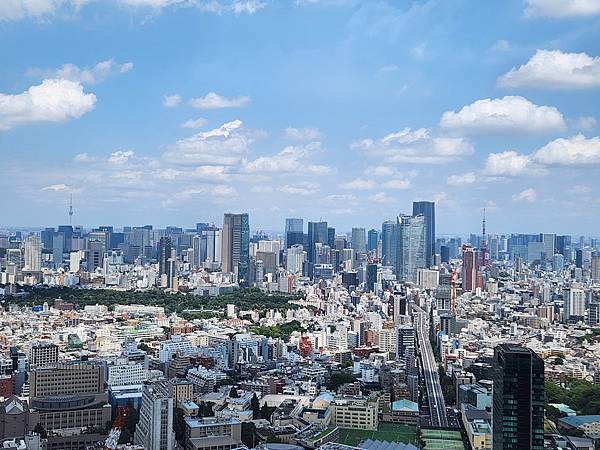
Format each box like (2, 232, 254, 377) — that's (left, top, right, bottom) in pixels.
(524, 0, 600, 18)
(181, 117, 207, 129)
(352, 127, 473, 164)
(280, 182, 319, 195)
(163, 120, 251, 166)
(173, 184, 238, 201)
(492, 39, 511, 52)
(189, 92, 250, 109)
(251, 185, 274, 193)
(28, 59, 133, 85)
(573, 116, 597, 130)
(0, 79, 96, 131)
(74, 152, 94, 162)
(569, 184, 591, 194)
(440, 96, 565, 134)
(370, 192, 396, 203)
(484, 151, 534, 176)
(410, 42, 427, 59)
(243, 142, 328, 174)
(108, 150, 136, 164)
(381, 179, 411, 190)
(447, 172, 476, 185)
(532, 134, 600, 165)
(512, 188, 537, 203)
(498, 50, 600, 89)
(0, 0, 88, 21)
(338, 178, 377, 190)
(283, 126, 322, 141)
(119, 0, 265, 15)
(41, 183, 69, 192)
(163, 94, 181, 108)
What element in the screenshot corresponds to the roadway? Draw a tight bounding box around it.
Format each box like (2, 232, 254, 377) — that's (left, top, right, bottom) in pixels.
(413, 304, 449, 428)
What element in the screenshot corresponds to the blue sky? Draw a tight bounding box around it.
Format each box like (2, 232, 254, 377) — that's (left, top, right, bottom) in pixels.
(1, 0, 600, 235)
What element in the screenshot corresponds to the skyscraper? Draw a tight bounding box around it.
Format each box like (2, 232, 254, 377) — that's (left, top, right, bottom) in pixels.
(492, 344, 544, 450)
(412, 201, 435, 267)
(307, 221, 328, 264)
(24, 234, 42, 271)
(351, 227, 367, 254)
(134, 381, 174, 450)
(396, 215, 426, 283)
(592, 252, 600, 284)
(381, 220, 397, 267)
(221, 213, 250, 281)
(285, 218, 303, 248)
(158, 237, 173, 276)
(367, 229, 378, 252)
(462, 244, 477, 292)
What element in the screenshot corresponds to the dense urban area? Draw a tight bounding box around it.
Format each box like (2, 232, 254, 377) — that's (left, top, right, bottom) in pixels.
(0, 203, 599, 450)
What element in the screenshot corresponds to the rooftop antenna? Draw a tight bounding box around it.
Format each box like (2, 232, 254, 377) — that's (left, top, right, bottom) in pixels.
(68, 193, 74, 224)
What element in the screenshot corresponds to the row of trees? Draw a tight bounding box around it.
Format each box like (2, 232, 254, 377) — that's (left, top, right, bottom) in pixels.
(15, 286, 302, 314)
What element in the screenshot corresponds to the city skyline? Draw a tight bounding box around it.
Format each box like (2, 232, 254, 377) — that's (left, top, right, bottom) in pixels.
(2, 1, 600, 233)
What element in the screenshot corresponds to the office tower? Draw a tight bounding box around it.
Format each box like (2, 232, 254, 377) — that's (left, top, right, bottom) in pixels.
(381, 220, 397, 267)
(351, 227, 367, 254)
(592, 253, 600, 284)
(221, 213, 250, 281)
(552, 253, 564, 273)
(134, 381, 174, 450)
(158, 237, 172, 276)
(412, 201, 435, 267)
(589, 301, 600, 327)
(397, 325, 415, 361)
(24, 234, 42, 271)
(41, 227, 54, 251)
(575, 249, 583, 268)
(396, 215, 426, 283)
(57, 225, 73, 252)
(563, 287, 586, 322)
(556, 235, 571, 259)
(540, 233, 555, 261)
(366, 263, 378, 291)
(52, 232, 65, 268)
(285, 218, 303, 247)
(307, 221, 328, 264)
(196, 222, 209, 233)
(440, 245, 450, 264)
(462, 245, 477, 292)
(286, 245, 306, 275)
(28, 341, 59, 368)
(327, 227, 336, 249)
(492, 344, 544, 450)
(367, 229, 378, 253)
(98, 226, 114, 249)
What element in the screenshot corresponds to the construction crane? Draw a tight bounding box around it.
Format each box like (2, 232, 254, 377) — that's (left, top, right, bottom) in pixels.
(104, 406, 128, 449)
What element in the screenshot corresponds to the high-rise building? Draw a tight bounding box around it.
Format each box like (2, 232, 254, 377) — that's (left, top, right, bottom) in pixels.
(462, 245, 477, 293)
(592, 252, 600, 284)
(24, 234, 42, 271)
(396, 215, 426, 283)
(134, 381, 174, 450)
(307, 221, 328, 264)
(351, 228, 366, 254)
(285, 218, 303, 248)
(412, 201, 435, 267)
(381, 221, 397, 267)
(221, 213, 250, 281)
(563, 287, 586, 322)
(158, 237, 173, 276)
(367, 229, 378, 253)
(492, 344, 544, 450)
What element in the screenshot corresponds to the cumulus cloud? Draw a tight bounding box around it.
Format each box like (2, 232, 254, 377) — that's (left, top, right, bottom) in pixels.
(440, 96, 565, 134)
(572, 116, 597, 130)
(381, 179, 411, 190)
(369, 192, 396, 203)
(512, 188, 537, 203)
(28, 59, 133, 85)
(243, 142, 329, 175)
(189, 92, 250, 109)
(339, 178, 377, 190)
(283, 126, 322, 141)
(447, 172, 476, 185)
(163, 120, 251, 166)
(163, 94, 181, 107)
(532, 134, 600, 165)
(181, 117, 207, 129)
(524, 0, 600, 18)
(484, 151, 534, 176)
(352, 127, 473, 164)
(498, 50, 600, 89)
(108, 150, 135, 164)
(0, 79, 96, 131)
